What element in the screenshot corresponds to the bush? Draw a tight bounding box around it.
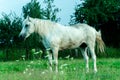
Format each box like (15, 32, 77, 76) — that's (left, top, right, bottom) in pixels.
(105, 47, 120, 58)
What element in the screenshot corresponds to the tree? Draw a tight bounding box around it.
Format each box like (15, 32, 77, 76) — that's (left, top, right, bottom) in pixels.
(22, 0, 60, 22)
(0, 13, 22, 61)
(70, 0, 120, 26)
(43, 0, 60, 22)
(0, 13, 22, 48)
(22, 0, 44, 19)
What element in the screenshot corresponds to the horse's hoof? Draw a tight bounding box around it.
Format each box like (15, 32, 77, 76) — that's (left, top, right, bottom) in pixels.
(94, 69, 97, 73)
(55, 70, 58, 73)
(86, 69, 89, 73)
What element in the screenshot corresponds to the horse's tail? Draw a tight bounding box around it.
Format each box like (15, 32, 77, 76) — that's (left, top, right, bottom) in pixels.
(96, 30, 105, 53)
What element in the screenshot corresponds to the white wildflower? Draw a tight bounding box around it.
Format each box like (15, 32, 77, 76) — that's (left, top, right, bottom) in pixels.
(60, 71, 64, 74)
(39, 50, 43, 54)
(30, 61, 34, 64)
(25, 68, 28, 71)
(31, 69, 34, 72)
(29, 72, 32, 76)
(23, 71, 26, 74)
(60, 64, 68, 69)
(70, 57, 74, 60)
(73, 67, 76, 71)
(16, 60, 19, 62)
(41, 71, 45, 74)
(44, 55, 49, 58)
(65, 55, 70, 59)
(27, 65, 31, 68)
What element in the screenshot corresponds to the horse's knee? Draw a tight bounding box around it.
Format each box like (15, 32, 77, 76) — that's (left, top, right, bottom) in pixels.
(54, 59, 58, 66)
(48, 55, 53, 71)
(49, 59, 52, 67)
(89, 47, 96, 60)
(53, 59, 58, 72)
(92, 55, 96, 61)
(85, 56, 89, 61)
(48, 53, 53, 66)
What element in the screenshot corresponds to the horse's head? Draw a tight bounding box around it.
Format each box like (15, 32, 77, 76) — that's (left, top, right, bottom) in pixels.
(19, 16, 35, 40)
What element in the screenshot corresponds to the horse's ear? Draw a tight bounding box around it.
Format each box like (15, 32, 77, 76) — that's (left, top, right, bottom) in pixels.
(26, 16, 29, 20)
(27, 16, 32, 22)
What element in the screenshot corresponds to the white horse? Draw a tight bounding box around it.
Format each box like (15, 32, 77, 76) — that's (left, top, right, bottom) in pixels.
(19, 16, 105, 73)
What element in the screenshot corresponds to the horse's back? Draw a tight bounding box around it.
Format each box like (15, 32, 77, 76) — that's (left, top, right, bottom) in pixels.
(72, 23, 97, 45)
(72, 23, 95, 30)
(72, 23, 89, 28)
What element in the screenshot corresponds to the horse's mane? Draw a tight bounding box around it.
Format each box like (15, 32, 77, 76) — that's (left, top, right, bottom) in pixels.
(38, 19, 58, 26)
(32, 18, 62, 35)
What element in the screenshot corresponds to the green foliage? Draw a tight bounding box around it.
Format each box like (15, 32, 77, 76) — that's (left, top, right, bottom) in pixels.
(70, 0, 120, 26)
(43, 0, 60, 22)
(0, 13, 22, 48)
(22, 0, 60, 22)
(0, 48, 25, 61)
(0, 47, 119, 61)
(0, 59, 120, 80)
(30, 48, 43, 59)
(22, 0, 44, 19)
(0, 13, 23, 61)
(105, 47, 120, 58)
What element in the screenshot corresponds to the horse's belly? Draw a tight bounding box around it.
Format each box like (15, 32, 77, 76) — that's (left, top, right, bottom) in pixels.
(59, 42, 80, 50)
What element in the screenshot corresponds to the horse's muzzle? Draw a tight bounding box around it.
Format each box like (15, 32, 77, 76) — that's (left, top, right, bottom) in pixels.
(19, 34, 25, 41)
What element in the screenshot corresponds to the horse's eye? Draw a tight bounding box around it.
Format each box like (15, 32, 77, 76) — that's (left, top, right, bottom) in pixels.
(25, 24, 29, 28)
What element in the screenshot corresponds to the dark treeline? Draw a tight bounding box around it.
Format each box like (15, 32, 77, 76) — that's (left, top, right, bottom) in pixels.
(0, 0, 120, 61)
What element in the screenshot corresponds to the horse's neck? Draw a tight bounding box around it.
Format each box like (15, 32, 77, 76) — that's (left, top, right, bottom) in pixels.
(34, 19, 52, 38)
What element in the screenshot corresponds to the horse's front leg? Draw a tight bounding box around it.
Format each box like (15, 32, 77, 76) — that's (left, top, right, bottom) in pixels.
(52, 47, 59, 73)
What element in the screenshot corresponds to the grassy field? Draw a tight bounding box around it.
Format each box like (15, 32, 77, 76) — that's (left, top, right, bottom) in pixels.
(0, 58, 120, 80)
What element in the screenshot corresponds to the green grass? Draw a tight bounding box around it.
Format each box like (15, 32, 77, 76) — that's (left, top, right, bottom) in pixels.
(0, 58, 120, 80)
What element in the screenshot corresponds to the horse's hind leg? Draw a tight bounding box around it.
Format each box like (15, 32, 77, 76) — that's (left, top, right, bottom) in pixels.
(80, 43, 89, 73)
(89, 46, 97, 73)
(48, 50, 53, 72)
(80, 48, 89, 73)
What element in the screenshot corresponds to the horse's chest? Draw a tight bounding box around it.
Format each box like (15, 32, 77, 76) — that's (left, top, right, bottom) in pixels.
(42, 36, 60, 49)
(42, 38, 51, 49)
